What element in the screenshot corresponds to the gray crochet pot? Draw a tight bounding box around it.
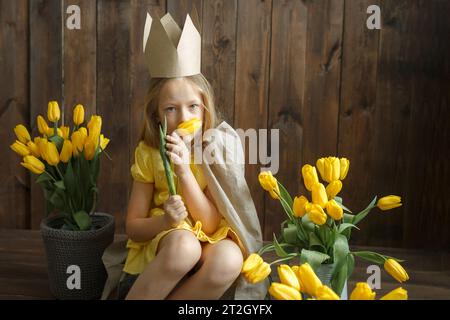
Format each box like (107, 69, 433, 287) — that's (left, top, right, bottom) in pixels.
(40, 213, 115, 300)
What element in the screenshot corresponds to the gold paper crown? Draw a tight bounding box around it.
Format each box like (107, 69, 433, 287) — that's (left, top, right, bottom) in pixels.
(143, 13, 201, 78)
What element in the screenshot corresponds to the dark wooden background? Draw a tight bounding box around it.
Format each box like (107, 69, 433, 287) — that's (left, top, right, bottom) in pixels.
(1, 0, 449, 250)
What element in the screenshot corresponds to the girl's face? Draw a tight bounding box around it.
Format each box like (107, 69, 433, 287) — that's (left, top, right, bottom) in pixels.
(158, 78, 205, 135)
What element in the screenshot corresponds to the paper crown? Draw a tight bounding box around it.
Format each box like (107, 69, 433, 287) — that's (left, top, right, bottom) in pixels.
(143, 13, 201, 78)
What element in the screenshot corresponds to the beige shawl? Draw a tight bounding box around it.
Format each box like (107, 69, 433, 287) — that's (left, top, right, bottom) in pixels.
(101, 121, 268, 300)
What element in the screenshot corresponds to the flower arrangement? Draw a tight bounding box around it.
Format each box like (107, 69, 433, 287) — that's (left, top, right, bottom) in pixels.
(10, 102, 110, 231)
(241, 157, 409, 300)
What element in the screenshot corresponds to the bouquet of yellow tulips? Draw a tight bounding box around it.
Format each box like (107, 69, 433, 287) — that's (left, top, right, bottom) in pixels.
(10, 102, 110, 231)
(241, 157, 409, 300)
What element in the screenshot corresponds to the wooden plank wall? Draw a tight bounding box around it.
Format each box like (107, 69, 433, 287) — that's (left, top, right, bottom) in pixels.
(0, 0, 449, 250)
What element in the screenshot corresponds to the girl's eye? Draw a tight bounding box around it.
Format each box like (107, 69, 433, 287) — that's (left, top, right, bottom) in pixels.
(165, 107, 176, 113)
(190, 104, 200, 109)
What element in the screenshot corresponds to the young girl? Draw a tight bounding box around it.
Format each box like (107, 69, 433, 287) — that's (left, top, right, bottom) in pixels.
(123, 74, 245, 300)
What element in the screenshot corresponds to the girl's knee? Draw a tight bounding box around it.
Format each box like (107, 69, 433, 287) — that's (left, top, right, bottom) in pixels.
(203, 241, 243, 287)
(159, 231, 202, 275)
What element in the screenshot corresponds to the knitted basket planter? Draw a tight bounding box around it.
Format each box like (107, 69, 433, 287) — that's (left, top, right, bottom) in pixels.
(40, 213, 115, 300)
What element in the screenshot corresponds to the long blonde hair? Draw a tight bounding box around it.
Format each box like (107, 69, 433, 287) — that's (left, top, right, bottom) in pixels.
(139, 74, 221, 148)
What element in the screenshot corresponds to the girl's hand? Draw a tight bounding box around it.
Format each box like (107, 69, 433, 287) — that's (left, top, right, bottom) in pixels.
(165, 132, 191, 176)
(163, 195, 188, 228)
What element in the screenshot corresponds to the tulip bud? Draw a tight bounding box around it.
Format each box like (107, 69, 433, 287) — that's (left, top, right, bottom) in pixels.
(60, 140, 73, 163)
(301, 165, 319, 192)
(278, 265, 300, 291)
(293, 196, 309, 218)
(45, 142, 60, 166)
(21, 156, 45, 175)
(73, 104, 85, 125)
(312, 183, 328, 208)
(340, 158, 350, 180)
(384, 259, 409, 283)
(258, 171, 280, 200)
(246, 262, 271, 284)
(316, 285, 340, 300)
(326, 180, 342, 199)
(100, 134, 110, 151)
(47, 101, 61, 123)
(60, 126, 70, 140)
(87, 115, 102, 147)
(325, 199, 344, 221)
(11, 141, 30, 157)
(350, 282, 376, 300)
(27, 141, 40, 158)
(14, 125, 31, 144)
(268, 283, 302, 300)
(37, 116, 50, 136)
(308, 204, 327, 225)
(84, 138, 96, 161)
(71, 130, 87, 156)
(377, 195, 402, 211)
(37, 139, 49, 162)
(380, 287, 408, 300)
(296, 263, 322, 297)
(242, 253, 263, 274)
(177, 118, 202, 137)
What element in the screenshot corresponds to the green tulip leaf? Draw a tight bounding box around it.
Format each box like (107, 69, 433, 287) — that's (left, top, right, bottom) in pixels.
(73, 210, 92, 231)
(283, 225, 298, 245)
(352, 251, 386, 264)
(301, 215, 315, 233)
(331, 256, 348, 296)
(353, 196, 377, 225)
(54, 180, 65, 190)
(309, 232, 327, 252)
(49, 135, 64, 151)
(273, 233, 289, 257)
(36, 172, 53, 184)
(277, 182, 293, 208)
(334, 199, 353, 213)
(331, 234, 349, 276)
(338, 223, 360, 234)
(64, 161, 77, 199)
(347, 253, 355, 280)
(49, 190, 65, 209)
(299, 249, 330, 271)
(343, 213, 355, 224)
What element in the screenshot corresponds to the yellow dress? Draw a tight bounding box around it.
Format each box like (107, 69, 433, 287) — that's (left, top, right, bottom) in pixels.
(123, 141, 245, 275)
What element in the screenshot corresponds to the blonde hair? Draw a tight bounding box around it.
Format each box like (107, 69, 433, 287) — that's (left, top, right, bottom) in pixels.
(139, 74, 220, 148)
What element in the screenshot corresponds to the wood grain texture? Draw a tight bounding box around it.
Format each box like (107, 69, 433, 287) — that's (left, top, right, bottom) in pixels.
(0, 0, 30, 229)
(29, 0, 63, 229)
(234, 0, 273, 233)
(264, 0, 307, 240)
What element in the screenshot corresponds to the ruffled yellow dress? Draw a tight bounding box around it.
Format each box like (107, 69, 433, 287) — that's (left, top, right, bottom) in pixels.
(123, 141, 245, 275)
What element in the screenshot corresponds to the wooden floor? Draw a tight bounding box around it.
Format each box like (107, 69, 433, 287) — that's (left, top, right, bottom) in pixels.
(0, 229, 449, 300)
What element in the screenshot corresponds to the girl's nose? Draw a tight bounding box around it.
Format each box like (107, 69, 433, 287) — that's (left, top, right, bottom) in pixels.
(179, 106, 190, 122)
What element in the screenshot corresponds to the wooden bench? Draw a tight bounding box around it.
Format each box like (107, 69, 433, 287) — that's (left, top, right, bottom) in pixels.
(1, 229, 449, 299)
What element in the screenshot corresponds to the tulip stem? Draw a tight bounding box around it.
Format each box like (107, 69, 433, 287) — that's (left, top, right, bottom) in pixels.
(44, 170, 57, 183)
(55, 165, 64, 181)
(269, 254, 297, 266)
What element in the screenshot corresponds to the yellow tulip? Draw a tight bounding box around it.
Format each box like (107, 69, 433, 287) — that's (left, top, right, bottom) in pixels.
(14, 125, 31, 144)
(293, 196, 309, 218)
(312, 183, 328, 208)
(316, 285, 340, 300)
(377, 196, 402, 211)
(60, 126, 70, 140)
(308, 204, 327, 225)
(87, 115, 102, 147)
(11, 141, 30, 157)
(21, 156, 45, 175)
(291, 266, 303, 288)
(47, 128, 63, 138)
(242, 253, 264, 274)
(325, 199, 344, 221)
(340, 158, 350, 180)
(60, 140, 73, 163)
(316, 157, 340, 183)
(278, 265, 300, 291)
(100, 134, 110, 151)
(79, 127, 88, 138)
(73, 104, 85, 125)
(245, 262, 271, 284)
(37, 115, 50, 136)
(84, 138, 96, 161)
(177, 117, 203, 137)
(37, 139, 49, 162)
(258, 171, 280, 200)
(27, 141, 40, 157)
(268, 283, 302, 300)
(296, 263, 322, 297)
(44, 142, 60, 166)
(71, 130, 87, 156)
(384, 259, 409, 283)
(326, 180, 342, 199)
(350, 282, 376, 300)
(301, 165, 319, 192)
(380, 287, 408, 300)
(47, 101, 60, 122)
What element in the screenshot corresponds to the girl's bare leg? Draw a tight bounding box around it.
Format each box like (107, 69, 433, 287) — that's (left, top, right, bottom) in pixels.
(126, 230, 202, 300)
(166, 239, 243, 300)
